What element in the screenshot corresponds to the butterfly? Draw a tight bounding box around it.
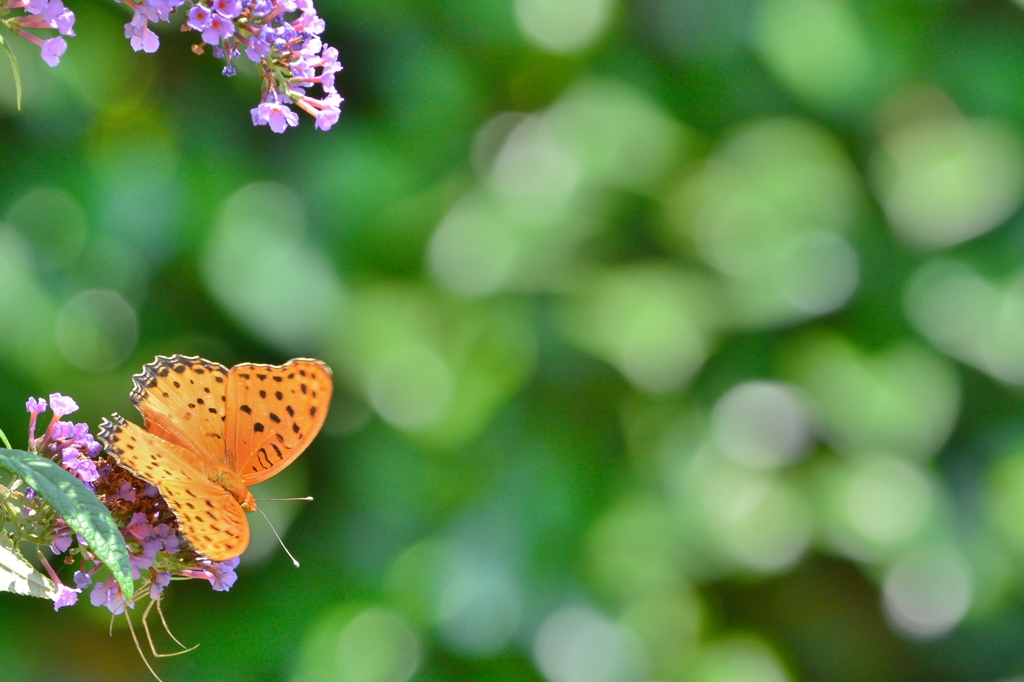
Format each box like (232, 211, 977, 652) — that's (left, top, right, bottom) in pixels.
(96, 355, 332, 562)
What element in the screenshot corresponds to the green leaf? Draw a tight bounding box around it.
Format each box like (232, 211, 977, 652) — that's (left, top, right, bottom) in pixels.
(0, 33, 22, 111)
(0, 450, 134, 601)
(0, 533, 57, 599)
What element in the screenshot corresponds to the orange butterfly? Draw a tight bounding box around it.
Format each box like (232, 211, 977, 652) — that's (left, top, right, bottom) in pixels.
(97, 355, 332, 562)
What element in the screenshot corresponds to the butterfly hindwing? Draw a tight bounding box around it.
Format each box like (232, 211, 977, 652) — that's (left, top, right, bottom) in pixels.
(157, 480, 250, 562)
(97, 416, 249, 562)
(224, 359, 333, 485)
(130, 355, 230, 467)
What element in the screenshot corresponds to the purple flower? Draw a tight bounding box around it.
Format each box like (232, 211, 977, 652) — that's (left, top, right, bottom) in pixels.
(245, 37, 270, 62)
(314, 107, 340, 131)
(135, 0, 175, 22)
(261, 23, 297, 50)
(296, 91, 341, 131)
(212, 0, 241, 19)
(52, 583, 79, 610)
(184, 558, 240, 592)
(150, 571, 171, 600)
(82, 435, 102, 458)
(252, 100, 299, 134)
(130, 551, 154, 578)
(152, 523, 180, 554)
(51, 533, 72, 554)
(48, 393, 78, 417)
(26, 397, 47, 415)
(26, 397, 46, 443)
(90, 577, 128, 614)
(73, 570, 93, 590)
(109, 481, 137, 504)
(301, 35, 322, 57)
(187, 5, 212, 31)
(62, 449, 99, 484)
(38, 553, 79, 610)
(126, 512, 153, 541)
(207, 558, 240, 591)
(126, 13, 159, 53)
(140, 537, 163, 561)
(24, 487, 35, 500)
(42, 0, 74, 35)
(202, 13, 234, 45)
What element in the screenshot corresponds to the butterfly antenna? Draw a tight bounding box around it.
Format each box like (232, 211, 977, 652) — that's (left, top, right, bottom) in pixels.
(255, 496, 314, 502)
(256, 506, 301, 568)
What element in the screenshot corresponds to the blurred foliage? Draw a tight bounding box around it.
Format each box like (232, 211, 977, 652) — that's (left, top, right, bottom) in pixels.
(9, 1, 1024, 681)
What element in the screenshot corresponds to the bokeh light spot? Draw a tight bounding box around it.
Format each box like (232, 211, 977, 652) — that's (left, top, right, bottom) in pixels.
(54, 289, 137, 372)
(753, 0, 875, 111)
(427, 193, 520, 297)
(872, 114, 1024, 249)
(435, 554, 522, 657)
(697, 460, 813, 572)
(688, 635, 791, 682)
(882, 545, 972, 639)
(906, 259, 1024, 384)
(204, 182, 347, 353)
(844, 458, 933, 546)
(335, 608, 422, 682)
(785, 334, 961, 458)
(515, 0, 615, 54)
(711, 381, 813, 469)
(368, 343, 454, 431)
(533, 606, 647, 682)
(5, 187, 87, 272)
(557, 264, 716, 394)
(776, 231, 859, 315)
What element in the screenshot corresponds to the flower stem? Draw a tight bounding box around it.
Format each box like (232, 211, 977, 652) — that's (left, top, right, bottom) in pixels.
(0, 427, 11, 450)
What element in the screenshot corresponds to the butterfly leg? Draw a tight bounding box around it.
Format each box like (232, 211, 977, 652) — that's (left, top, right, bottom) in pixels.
(124, 607, 167, 682)
(157, 594, 199, 653)
(142, 595, 200, 657)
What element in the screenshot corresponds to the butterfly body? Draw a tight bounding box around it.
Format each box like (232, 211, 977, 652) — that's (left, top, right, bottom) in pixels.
(98, 355, 332, 561)
(210, 468, 256, 512)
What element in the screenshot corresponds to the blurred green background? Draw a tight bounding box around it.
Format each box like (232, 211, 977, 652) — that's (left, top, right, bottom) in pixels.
(8, 0, 1024, 680)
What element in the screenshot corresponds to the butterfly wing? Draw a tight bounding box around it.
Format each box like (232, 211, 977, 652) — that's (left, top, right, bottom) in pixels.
(224, 358, 333, 485)
(97, 415, 250, 562)
(130, 355, 231, 467)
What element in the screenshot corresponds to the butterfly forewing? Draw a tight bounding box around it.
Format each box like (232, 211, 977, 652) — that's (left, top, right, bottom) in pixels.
(130, 355, 230, 467)
(98, 416, 249, 561)
(224, 359, 332, 485)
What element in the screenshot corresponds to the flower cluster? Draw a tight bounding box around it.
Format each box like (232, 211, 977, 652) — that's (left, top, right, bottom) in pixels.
(119, 0, 342, 132)
(0, 0, 340, 131)
(21, 394, 240, 613)
(0, 0, 75, 67)
(27, 395, 101, 489)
